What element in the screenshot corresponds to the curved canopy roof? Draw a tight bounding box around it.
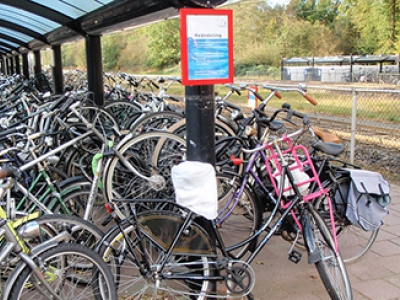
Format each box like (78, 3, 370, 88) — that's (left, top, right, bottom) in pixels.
(0, 0, 227, 56)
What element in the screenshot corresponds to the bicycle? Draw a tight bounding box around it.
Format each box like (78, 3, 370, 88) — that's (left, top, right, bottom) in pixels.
(0, 167, 116, 300)
(96, 112, 352, 299)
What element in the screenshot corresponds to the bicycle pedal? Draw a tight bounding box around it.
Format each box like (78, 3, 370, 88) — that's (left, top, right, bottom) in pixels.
(288, 250, 302, 264)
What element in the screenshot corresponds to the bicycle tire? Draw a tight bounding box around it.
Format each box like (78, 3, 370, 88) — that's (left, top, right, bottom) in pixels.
(314, 176, 378, 263)
(97, 212, 213, 300)
(168, 117, 236, 140)
(8, 243, 116, 300)
(103, 131, 186, 219)
(21, 214, 104, 249)
(129, 111, 184, 135)
(58, 185, 109, 231)
(104, 100, 142, 130)
(307, 205, 353, 300)
(215, 173, 263, 259)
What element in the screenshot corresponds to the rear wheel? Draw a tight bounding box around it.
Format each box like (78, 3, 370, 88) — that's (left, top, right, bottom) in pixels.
(314, 176, 378, 263)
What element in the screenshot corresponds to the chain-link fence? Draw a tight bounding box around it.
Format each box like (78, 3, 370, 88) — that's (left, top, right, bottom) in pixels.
(263, 84, 400, 181)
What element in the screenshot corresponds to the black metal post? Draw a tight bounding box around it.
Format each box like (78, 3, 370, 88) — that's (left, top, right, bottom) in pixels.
(22, 53, 29, 78)
(15, 55, 21, 74)
(6, 58, 11, 75)
(52, 45, 64, 94)
(86, 34, 104, 106)
(10, 56, 14, 74)
(0, 57, 5, 75)
(185, 85, 215, 166)
(33, 50, 42, 75)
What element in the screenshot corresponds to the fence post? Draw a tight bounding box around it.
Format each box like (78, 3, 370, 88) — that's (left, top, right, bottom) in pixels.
(350, 88, 357, 163)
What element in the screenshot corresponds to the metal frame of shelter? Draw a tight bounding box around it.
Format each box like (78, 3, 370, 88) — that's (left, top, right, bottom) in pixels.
(281, 54, 400, 81)
(0, 0, 227, 105)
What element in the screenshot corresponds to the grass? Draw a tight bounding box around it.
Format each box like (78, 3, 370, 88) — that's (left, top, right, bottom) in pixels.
(121, 75, 399, 125)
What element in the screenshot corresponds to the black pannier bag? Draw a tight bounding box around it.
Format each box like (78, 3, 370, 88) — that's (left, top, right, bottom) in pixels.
(345, 169, 391, 231)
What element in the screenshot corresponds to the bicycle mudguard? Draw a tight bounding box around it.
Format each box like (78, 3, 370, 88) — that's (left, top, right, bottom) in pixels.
(57, 175, 87, 191)
(301, 209, 320, 264)
(1, 240, 61, 300)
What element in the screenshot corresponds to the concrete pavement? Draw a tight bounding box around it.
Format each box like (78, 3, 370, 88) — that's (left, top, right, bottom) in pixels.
(249, 182, 400, 300)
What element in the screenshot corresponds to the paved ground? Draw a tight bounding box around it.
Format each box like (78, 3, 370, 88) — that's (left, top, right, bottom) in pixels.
(249, 182, 400, 300)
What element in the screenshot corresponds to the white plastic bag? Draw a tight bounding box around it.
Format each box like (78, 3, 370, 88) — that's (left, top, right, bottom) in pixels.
(171, 161, 218, 220)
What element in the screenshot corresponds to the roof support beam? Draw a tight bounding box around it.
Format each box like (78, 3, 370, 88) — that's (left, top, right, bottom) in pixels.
(0, 0, 85, 35)
(0, 20, 49, 45)
(0, 33, 30, 49)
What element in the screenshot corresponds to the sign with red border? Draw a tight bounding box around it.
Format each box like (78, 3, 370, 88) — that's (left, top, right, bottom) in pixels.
(180, 8, 233, 86)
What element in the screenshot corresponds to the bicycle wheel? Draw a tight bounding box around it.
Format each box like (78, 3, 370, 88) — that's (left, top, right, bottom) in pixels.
(129, 111, 184, 135)
(103, 132, 186, 219)
(19, 214, 104, 249)
(104, 100, 142, 130)
(168, 118, 236, 141)
(8, 243, 116, 300)
(58, 184, 109, 231)
(307, 205, 353, 300)
(97, 213, 214, 300)
(314, 176, 378, 263)
(215, 173, 263, 259)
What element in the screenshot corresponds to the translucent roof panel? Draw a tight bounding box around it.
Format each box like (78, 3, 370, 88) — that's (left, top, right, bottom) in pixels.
(0, 4, 60, 35)
(0, 28, 32, 42)
(0, 38, 19, 48)
(31, 0, 115, 19)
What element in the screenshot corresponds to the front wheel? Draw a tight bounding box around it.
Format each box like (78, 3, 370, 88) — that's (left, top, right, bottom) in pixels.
(306, 205, 353, 300)
(97, 213, 214, 299)
(8, 243, 117, 300)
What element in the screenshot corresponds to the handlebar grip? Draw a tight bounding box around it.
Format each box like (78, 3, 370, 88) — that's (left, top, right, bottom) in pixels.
(168, 96, 180, 102)
(304, 93, 317, 106)
(151, 81, 160, 89)
(10, 82, 27, 95)
(275, 91, 282, 99)
(59, 96, 76, 113)
(225, 101, 241, 111)
(49, 94, 67, 110)
(0, 167, 19, 179)
(292, 110, 306, 119)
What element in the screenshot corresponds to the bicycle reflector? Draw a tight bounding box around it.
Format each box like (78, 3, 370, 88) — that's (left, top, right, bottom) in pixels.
(230, 155, 243, 166)
(105, 203, 114, 214)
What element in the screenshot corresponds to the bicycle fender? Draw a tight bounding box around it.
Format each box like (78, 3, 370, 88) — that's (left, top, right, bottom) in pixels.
(301, 211, 320, 264)
(114, 131, 135, 150)
(1, 241, 60, 300)
(57, 175, 86, 189)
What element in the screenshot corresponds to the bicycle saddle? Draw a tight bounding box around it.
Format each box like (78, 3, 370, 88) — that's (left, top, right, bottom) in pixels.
(311, 140, 344, 156)
(312, 127, 341, 144)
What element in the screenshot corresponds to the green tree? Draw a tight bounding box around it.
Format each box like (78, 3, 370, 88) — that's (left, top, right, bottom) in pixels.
(145, 19, 180, 69)
(339, 0, 399, 54)
(102, 34, 126, 71)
